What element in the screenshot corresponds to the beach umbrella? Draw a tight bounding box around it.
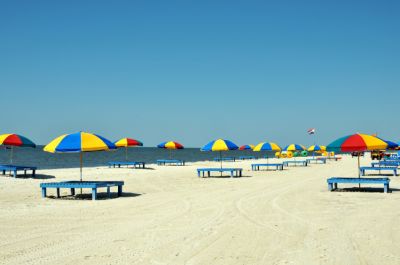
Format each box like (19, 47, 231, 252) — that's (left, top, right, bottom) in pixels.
(283, 144, 306, 151)
(157, 141, 184, 159)
(201, 139, 238, 169)
(327, 133, 387, 182)
(308, 145, 326, 158)
(0, 134, 36, 163)
(239, 144, 254, 150)
(44, 132, 116, 182)
(307, 145, 326, 152)
(283, 144, 306, 158)
(253, 142, 281, 163)
(377, 138, 398, 150)
(114, 138, 143, 161)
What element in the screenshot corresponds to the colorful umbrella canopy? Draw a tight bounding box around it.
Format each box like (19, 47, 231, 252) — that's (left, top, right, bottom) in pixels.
(44, 132, 116, 182)
(253, 142, 281, 164)
(157, 141, 184, 149)
(115, 138, 143, 160)
(44, 132, 116, 153)
(0, 134, 36, 148)
(239, 144, 254, 150)
(307, 145, 326, 152)
(115, 138, 143, 147)
(283, 144, 306, 151)
(376, 137, 398, 150)
(0, 133, 36, 163)
(201, 139, 238, 169)
(327, 133, 388, 180)
(201, 139, 238, 151)
(253, 142, 281, 152)
(327, 133, 387, 152)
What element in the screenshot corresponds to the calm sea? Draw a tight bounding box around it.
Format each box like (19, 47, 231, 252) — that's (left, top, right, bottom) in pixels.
(0, 147, 276, 169)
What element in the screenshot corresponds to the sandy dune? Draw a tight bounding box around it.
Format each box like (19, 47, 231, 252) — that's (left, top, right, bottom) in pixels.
(1, 155, 400, 265)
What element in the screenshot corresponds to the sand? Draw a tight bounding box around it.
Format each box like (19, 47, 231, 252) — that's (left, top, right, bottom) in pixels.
(1, 155, 400, 265)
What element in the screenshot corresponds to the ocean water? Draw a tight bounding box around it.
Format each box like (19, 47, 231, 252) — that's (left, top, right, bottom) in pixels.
(0, 147, 277, 169)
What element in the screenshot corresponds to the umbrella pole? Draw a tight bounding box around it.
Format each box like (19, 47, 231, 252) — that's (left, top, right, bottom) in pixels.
(80, 152, 83, 194)
(169, 149, 172, 159)
(358, 153, 361, 188)
(80, 152, 83, 182)
(10, 147, 13, 164)
(125, 147, 128, 161)
(220, 151, 222, 176)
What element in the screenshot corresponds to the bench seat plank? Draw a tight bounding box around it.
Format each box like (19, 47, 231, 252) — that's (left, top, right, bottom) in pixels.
(197, 168, 242, 178)
(0, 165, 37, 178)
(327, 177, 390, 193)
(40, 181, 124, 200)
(108, 161, 146, 168)
(360, 166, 398, 176)
(213, 157, 236, 162)
(239, 156, 256, 160)
(306, 158, 327, 164)
(251, 163, 283, 171)
(156, 159, 185, 166)
(283, 161, 308, 167)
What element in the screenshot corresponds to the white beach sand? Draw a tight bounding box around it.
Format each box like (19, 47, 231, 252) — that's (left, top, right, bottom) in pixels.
(1, 155, 400, 265)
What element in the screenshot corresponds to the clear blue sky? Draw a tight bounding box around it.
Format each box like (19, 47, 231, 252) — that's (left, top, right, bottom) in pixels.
(1, 0, 399, 147)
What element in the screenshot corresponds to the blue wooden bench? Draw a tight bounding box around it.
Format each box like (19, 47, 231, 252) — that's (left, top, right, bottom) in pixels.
(371, 161, 400, 168)
(108, 161, 146, 169)
(327, 177, 390, 193)
(40, 181, 124, 200)
(197, 168, 242, 178)
(384, 159, 400, 163)
(306, 158, 327, 164)
(213, 157, 236, 162)
(360, 166, 398, 176)
(283, 160, 308, 167)
(239, 156, 257, 160)
(251, 163, 283, 171)
(0, 165, 37, 178)
(156, 159, 185, 166)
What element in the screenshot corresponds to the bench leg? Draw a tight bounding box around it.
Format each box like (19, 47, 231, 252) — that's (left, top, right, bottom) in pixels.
(107, 187, 111, 198)
(197, 171, 200, 177)
(2, 170, 5, 175)
(71, 188, 75, 196)
(230, 171, 234, 178)
(56, 188, 60, 198)
(118, 185, 122, 196)
(328, 183, 333, 191)
(384, 183, 389, 193)
(41, 187, 47, 198)
(92, 188, 97, 200)
(13, 170, 17, 178)
(24, 170, 27, 176)
(32, 169, 36, 177)
(334, 183, 337, 189)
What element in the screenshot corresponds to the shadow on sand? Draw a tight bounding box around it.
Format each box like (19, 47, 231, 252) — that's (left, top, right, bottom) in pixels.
(46, 192, 142, 200)
(333, 187, 400, 193)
